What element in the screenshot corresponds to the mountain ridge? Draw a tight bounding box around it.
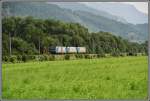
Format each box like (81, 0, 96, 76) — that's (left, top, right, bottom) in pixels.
(49, 2, 128, 24)
(82, 2, 148, 24)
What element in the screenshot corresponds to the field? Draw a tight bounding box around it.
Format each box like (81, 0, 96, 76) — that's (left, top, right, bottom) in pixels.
(2, 56, 148, 99)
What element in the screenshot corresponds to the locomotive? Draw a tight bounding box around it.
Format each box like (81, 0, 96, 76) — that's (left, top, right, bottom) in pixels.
(49, 46, 86, 54)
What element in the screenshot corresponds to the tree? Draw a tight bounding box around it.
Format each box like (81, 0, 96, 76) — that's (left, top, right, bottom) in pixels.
(2, 17, 147, 56)
(11, 37, 38, 55)
(71, 35, 85, 47)
(2, 17, 16, 56)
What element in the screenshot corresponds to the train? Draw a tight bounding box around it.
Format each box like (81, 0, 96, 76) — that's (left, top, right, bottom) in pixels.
(49, 46, 86, 54)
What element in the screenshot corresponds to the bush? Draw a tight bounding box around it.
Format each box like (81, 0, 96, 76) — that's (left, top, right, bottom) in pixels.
(127, 52, 133, 56)
(85, 54, 90, 59)
(120, 53, 126, 57)
(75, 54, 80, 59)
(105, 54, 111, 57)
(22, 55, 36, 62)
(3, 56, 9, 62)
(97, 53, 105, 58)
(43, 55, 49, 61)
(17, 55, 22, 61)
(35, 55, 39, 61)
(80, 54, 85, 58)
(136, 53, 142, 56)
(65, 54, 70, 60)
(142, 53, 146, 56)
(10, 55, 17, 63)
(49, 55, 55, 61)
(30, 55, 36, 60)
(38, 55, 46, 61)
(111, 52, 120, 57)
(34, 55, 55, 61)
(127, 52, 137, 56)
(75, 54, 84, 59)
(85, 54, 92, 59)
(22, 55, 28, 62)
(55, 55, 65, 60)
(133, 53, 138, 56)
(36, 55, 55, 61)
(92, 54, 97, 59)
(70, 54, 76, 60)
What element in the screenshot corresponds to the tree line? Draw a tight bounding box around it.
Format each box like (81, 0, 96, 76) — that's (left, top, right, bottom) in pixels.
(2, 16, 148, 56)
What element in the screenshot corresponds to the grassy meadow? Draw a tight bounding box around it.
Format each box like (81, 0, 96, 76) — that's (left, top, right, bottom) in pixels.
(2, 56, 148, 99)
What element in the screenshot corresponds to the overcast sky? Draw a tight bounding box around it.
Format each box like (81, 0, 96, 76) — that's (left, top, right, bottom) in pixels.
(122, 2, 148, 14)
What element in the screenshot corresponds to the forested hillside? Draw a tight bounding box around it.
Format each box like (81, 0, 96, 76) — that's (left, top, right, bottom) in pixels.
(2, 2, 148, 42)
(2, 17, 147, 56)
(83, 2, 148, 24)
(52, 2, 128, 23)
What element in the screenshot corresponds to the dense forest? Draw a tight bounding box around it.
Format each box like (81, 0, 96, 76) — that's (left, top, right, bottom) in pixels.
(2, 2, 148, 42)
(2, 17, 148, 57)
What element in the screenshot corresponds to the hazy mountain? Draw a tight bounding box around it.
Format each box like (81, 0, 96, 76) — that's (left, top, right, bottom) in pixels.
(83, 2, 148, 24)
(49, 2, 128, 24)
(2, 2, 148, 42)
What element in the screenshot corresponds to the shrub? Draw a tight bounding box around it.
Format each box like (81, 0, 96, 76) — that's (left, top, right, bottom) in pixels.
(43, 55, 49, 61)
(136, 53, 142, 56)
(142, 53, 146, 56)
(38, 55, 46, 61)
(80, 54, 85, 58)
(97, 53, 105, 58)
(127, 52, 133, 56)
(3, 56, 9, 62)
(127, 52, 137, 56)
(111, 52, 120, 57)
(92, 54, 97, 58)
(22, 55, 36, 62)
(10, 55, 17, 63)
(105, 54, 111, 57)
(49, 55, 55, 61)
(22, 55, 28, 62)
(65, 54, 70, 60)
(17, 55, 22, 61)
(30, 55, 36, 60)
(75, 54, 80, 59)
(34, 55, 39, 61)
(85, 54, 92, 59)
(75, 54, 84, 59)
(55, 55, 65, 60)
(70, 54, 76, 60)
(37, 55, 54, 61)
(120, 53, 127, 57)
(133, 53, 138, 56)
(84, 54, 89, 59)
(85, 54, 98, 59)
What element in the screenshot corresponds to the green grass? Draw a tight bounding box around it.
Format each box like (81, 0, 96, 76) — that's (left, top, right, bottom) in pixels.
(2, 56, 148, 99)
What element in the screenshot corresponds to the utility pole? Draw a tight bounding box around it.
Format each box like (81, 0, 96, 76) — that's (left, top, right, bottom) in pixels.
(9, 32, 12, 56)
(39, 37, 40, 55)
(93, 38, 94, 54)
(91, 37, 94, 54)
(6, 7, 12, 56)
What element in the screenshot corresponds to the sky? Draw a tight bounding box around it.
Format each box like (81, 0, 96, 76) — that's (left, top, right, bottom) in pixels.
(122, 2, 148, 14)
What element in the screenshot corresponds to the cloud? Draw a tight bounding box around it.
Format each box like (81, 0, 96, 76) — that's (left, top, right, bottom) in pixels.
(122, 2, 148, 14)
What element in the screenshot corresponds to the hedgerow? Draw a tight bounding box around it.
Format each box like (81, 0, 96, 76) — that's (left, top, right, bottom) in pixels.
(2, 53, 146, 63)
